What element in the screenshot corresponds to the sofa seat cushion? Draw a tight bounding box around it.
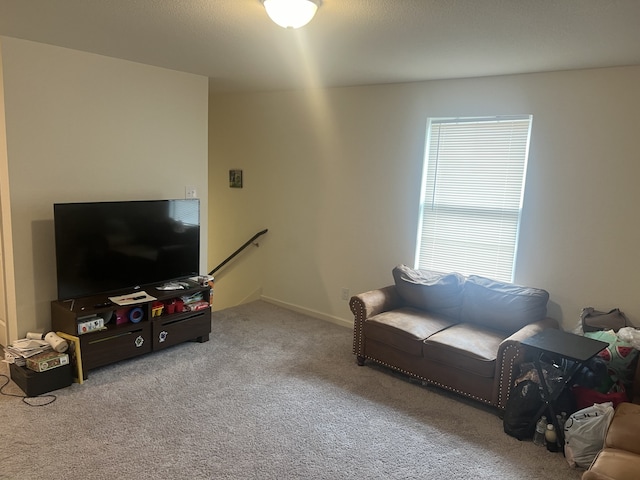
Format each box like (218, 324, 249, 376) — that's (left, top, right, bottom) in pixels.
(460, 275, 549, 334)
(392, 265, 465, 319)
(364, 307, 457, 357)
(422, 323, 508, 377)
(583, 448, 640, 480)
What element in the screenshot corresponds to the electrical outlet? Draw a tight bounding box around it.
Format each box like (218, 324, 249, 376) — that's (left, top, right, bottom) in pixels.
(185, 186, 197, 198)
(340, 288, 350, 301)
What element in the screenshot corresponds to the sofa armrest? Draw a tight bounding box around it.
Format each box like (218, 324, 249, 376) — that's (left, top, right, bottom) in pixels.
(349, 285, 400, 319)
(493, 317, 559, 409)
(350, 285, 401, 358)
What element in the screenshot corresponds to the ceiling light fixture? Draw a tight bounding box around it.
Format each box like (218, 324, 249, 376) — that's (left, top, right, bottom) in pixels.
(261, 0, 322, 29)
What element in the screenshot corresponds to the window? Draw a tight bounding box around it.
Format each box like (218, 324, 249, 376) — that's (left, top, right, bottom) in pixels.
(415, 115, 532, 282)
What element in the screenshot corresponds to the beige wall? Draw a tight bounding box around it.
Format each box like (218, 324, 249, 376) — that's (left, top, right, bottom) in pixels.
(209, 66, 640, 330)
(0, 37, 209, 339)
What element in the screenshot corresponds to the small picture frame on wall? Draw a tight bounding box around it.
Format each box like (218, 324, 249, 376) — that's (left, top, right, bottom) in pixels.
(229, 169, 243, 188)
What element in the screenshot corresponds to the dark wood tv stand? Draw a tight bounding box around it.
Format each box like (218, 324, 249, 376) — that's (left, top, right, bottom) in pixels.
(51, 279, 211, 380)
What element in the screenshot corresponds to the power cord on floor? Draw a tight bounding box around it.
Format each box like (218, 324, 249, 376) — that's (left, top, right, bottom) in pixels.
(0, 373, 57, 406)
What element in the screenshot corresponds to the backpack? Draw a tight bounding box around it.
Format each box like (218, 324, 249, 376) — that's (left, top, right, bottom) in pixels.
(503, 380, 542, 440)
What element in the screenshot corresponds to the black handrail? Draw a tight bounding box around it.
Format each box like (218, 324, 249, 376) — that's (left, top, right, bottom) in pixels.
(208, 229, 269, 276)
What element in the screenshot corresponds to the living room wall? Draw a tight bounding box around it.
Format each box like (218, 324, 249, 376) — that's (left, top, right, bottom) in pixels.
(0, 37, 209, 340)
(209, 65, 640, 330)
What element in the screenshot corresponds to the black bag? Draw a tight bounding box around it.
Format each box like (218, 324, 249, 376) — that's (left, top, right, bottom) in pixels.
(503, 380, 543, 440)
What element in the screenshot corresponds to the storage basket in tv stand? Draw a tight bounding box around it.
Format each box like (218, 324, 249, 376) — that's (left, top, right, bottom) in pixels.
(51, 280, 211, 379)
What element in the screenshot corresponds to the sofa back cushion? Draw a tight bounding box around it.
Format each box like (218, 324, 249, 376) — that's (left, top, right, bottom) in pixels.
(392, 265, 465, 319)
(460, 275, 549, 333)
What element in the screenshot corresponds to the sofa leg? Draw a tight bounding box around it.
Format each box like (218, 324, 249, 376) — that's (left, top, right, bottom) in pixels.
(357, 355, 365, 366)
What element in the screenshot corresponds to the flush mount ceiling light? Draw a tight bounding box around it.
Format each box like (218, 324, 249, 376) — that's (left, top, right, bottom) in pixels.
(261, 0, 322, 29)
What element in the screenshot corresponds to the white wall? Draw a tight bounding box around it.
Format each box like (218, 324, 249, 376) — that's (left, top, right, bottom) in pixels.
(0, 37, 209, 338)
(209, 66, 640, 330)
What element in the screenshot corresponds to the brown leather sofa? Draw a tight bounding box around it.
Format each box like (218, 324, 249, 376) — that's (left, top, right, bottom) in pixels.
(582, 402, 640, 480)
(350, 265, 558, 409)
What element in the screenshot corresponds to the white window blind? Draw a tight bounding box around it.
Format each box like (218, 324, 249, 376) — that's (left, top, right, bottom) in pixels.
(416, 115, 532, 282)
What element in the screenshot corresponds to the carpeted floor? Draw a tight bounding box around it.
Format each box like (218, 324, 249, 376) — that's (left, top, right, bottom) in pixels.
(0, 300, 583, 479)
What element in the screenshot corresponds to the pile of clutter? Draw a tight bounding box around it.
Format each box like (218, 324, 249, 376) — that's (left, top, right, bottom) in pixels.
(503, 307, 640, 470)
(151, 290, 210, 318)
(4, 331, 69, 372)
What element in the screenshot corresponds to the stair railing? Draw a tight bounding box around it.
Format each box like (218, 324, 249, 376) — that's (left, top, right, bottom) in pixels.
(208, 229, 269, 276)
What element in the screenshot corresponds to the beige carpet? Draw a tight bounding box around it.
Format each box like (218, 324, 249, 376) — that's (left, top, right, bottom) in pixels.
(0, 300, 583, 479)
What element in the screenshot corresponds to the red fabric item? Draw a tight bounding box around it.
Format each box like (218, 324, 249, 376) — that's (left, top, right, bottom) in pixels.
(572, 385, 628, 410)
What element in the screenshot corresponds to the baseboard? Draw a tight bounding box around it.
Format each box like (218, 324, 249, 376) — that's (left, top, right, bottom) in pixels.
(261, 296, 353, 330)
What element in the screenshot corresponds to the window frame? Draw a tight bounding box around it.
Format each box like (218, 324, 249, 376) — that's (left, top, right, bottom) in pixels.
(415, 115, 533, 282)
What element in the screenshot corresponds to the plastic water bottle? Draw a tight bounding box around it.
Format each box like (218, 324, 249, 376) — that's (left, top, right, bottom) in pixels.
(545, 423, 558, 452)
(533, 416, 547, 446)
(556, 413, 567, 433)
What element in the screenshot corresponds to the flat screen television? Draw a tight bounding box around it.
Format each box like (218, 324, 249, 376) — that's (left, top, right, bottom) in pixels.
(54, 199, 200, 300)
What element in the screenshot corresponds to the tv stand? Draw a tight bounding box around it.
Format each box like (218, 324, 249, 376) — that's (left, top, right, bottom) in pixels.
(51, 279, 211, 380)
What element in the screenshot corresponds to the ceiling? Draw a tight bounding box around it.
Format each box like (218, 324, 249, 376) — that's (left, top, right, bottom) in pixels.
(1, 0, 640, 93)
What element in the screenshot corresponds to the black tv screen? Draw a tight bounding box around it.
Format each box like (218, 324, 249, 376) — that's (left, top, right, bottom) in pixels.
(54, 199, 200, 300)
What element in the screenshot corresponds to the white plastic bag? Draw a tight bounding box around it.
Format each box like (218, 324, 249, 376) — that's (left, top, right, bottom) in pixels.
(617, 326, 640, 350)
(564, 402, 615, 468)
